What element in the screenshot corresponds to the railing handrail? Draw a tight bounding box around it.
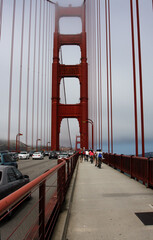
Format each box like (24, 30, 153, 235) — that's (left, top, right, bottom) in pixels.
(0, 159, 65, 215)
(103, 152, 153, 188)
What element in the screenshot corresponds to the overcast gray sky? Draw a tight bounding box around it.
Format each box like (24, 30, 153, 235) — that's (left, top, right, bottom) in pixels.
(1, 0, 153, 154)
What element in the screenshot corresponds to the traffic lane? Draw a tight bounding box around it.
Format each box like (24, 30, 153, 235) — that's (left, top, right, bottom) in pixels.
(0, 158, 58, 239)
(18, 157, 57, 180)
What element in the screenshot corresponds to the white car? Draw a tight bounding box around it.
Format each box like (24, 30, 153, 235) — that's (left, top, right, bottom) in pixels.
(18, 151, 30, 160)
(32, 152, 44, 160)
(58, 154, 69, 160)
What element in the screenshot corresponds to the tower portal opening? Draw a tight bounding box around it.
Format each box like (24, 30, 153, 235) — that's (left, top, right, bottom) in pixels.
(59, 17, 82, 34)
(60, 118, 80, 149)
(60, 77, 80, 104)
(59, 45, 81, 65)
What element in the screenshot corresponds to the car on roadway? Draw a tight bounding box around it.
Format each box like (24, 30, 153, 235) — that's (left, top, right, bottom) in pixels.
(9, 152, 19, 161)
(58, 152, 69, 160)
(0, 153, 18, 168)
(18, 151, 30, 160)
(44, 151, 49, 156)
(49, 151, 58, 159)
(29, 150, 35, 157)
(0, 165, 30, 200)
(32, 152, 44, 160)
(0, 150, 9, 160)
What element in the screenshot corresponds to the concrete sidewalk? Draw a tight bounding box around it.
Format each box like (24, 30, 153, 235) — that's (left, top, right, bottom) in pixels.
(66, 160, 153, 240)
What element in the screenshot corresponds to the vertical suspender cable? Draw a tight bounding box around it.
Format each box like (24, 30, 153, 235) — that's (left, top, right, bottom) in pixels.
(108, 0, 113, 153)
(96, 0, 100, 149)
(47, 4, 52, 149)
(47, 3, 51, 150)
(44, 2, 48, 149)
(49, 6, 54, 149)
(18, 0, 25, 152)
(8, 0, 16, 150)
(31, 0, 38, 149)
(26, 0, 32, 150)
(98, 0, 103, 151)
(0, 0, 3, 39)
(93, 0, 97, 149)
(135, 0, 145, 157)
(86, 0, 90, 147)
(41, 0, 45, 149)
(88, 0, 92, 149)
(36, 0, 42, 144)
(105, 0, 110, 153)
(130, 0, 138, 156)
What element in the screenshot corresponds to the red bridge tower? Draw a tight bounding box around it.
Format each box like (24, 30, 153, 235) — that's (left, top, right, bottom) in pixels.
(51, 4, 88, 150)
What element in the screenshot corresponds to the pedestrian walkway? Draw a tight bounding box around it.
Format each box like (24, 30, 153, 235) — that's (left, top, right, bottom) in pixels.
(66, 160, 153, 240)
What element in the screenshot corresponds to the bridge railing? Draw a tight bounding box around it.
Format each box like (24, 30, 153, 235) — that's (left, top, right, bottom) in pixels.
(0, 152, 79, 240)
(103, 153, 153, 188)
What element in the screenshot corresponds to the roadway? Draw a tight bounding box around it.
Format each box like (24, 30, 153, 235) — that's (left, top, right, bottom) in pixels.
(0, 156, 57, 240)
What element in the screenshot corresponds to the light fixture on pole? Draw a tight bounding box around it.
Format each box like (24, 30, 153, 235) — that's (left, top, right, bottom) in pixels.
(36, 139, 41, 152)
(83, 119, 94, 150)
(16, 133, 23, 152)
(47, 141, 50, 151)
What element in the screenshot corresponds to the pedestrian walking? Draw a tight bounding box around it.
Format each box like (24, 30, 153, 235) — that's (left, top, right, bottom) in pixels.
(98, 152, 102, 168)
(89, 150, 94, 163)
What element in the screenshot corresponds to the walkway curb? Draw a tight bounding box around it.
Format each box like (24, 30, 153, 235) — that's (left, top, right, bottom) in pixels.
(52, 158, 79, 240)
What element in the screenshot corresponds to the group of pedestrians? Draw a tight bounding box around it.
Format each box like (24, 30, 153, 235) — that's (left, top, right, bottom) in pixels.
(79, 149, 102, 168)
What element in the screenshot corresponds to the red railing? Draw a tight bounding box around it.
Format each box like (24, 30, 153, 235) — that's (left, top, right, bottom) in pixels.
(0, 153, 79, 239)
(103, 153, 153, 188)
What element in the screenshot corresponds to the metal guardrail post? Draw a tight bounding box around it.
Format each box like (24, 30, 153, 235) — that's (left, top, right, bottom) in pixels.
(58, 159, 66, 206)
(121, 154, 123, 173)
(130, 155, 134, 178)
(39, 180, 46, 240)
(147, 158, 150, 188)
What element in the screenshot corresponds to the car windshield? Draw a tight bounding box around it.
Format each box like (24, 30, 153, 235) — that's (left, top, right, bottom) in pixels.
(34, 152, 41, 154)
(3, 154, 15, 162)
(20, 152, 27, 154)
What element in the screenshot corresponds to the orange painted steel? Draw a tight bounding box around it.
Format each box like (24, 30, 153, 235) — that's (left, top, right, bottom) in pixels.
(51, 4, 88, 150)
(0, 153, 79, 239)
(135, 0, 145, 157)
(130, 0, 138, 156)
(103, 153, 153, 188)
(0, 161, 64, 216)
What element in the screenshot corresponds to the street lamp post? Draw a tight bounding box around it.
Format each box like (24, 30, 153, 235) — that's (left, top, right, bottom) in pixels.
(47, 142, 50, 151)
(88, 119, 94, 150)
(16, 133, 23, 152)
(83, 119, 94, 150)
(36, 139, 41, 152)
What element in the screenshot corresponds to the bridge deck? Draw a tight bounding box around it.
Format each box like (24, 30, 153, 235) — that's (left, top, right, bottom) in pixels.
(65, 159, 153, 240)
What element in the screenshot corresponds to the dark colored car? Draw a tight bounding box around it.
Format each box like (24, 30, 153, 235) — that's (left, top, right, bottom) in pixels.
(0, 153, 18, 168)
(0, 150, 9, 159)
(29, 150, 35, 157)
(0, 165, 30, 200)
(9, 152, 19, 161)
(44, 151, 49, 156)
(49, 151, 58, 159)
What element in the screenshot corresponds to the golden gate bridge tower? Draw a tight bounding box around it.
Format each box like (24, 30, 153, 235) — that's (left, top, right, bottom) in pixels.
(51, 3, 88, 150)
